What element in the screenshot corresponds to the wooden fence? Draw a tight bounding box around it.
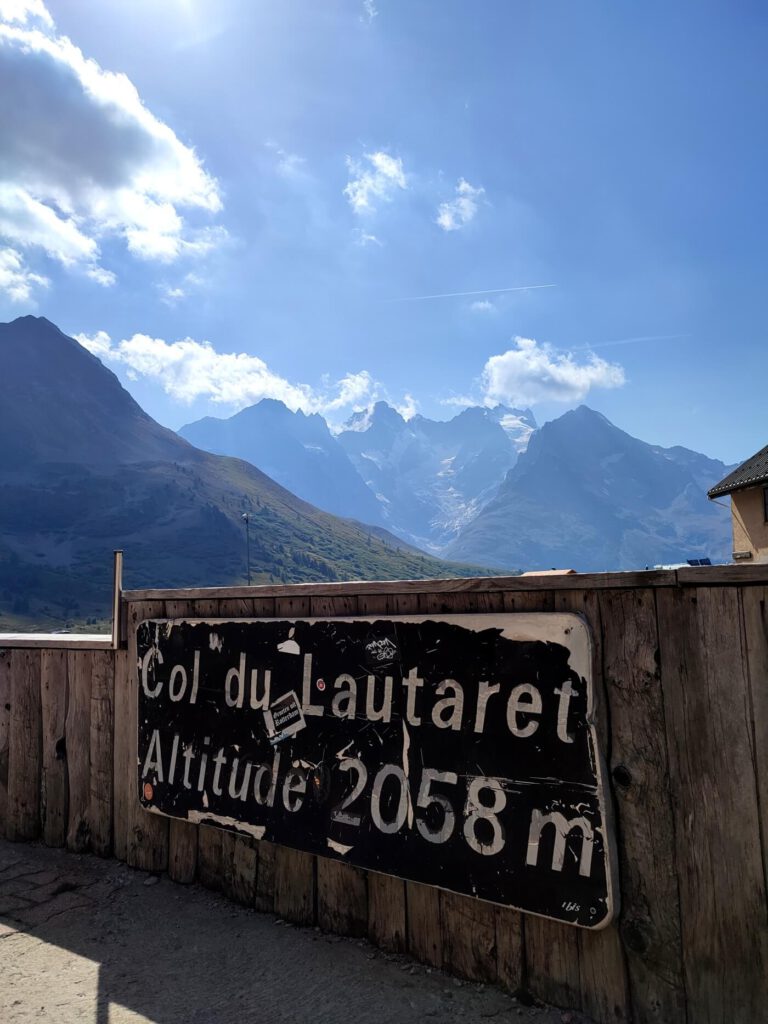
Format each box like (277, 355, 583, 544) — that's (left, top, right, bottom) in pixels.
(1, 566, 767, 1024)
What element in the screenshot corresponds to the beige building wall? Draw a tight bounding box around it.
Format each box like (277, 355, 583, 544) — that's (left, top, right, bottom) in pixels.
(731, 487, 768, 562)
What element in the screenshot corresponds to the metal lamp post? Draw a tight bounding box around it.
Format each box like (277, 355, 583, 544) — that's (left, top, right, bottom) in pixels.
(241, 512, 251, 585)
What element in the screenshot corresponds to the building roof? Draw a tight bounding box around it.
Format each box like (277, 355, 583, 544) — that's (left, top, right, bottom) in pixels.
(708, 444, 768, 498)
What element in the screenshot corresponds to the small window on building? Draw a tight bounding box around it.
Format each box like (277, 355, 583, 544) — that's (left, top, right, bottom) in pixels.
(764, 486, 768, 523)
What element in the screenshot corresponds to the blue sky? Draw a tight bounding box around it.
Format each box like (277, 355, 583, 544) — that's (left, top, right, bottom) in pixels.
(0, 0, 766, 463)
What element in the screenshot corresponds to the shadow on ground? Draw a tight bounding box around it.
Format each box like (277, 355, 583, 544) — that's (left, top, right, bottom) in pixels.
(0, 840, 588, 1024)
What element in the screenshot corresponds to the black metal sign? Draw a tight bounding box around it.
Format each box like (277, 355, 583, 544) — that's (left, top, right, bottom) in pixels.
(136, 614, 617, 928)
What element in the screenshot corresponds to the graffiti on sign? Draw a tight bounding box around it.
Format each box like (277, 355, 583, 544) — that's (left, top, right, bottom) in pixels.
(136, 614, 617, 928)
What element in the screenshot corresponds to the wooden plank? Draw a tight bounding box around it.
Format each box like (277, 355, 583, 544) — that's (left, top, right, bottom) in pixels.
(271, 594, 316, 924)
(554, 590, 630, 1024)
(164, 598, 198, 885)
(221, 831, 258, 906)
(7, 649, 42, 841)
(65, 649, 92, 853)
(274, 845, 315, 925)
(89, 650, 114, 857)
(254, 839, 276, 913)
(742, 586, 768, 912)
(676, 564, 768, 586)
(168, 819, 198, 884)
(122, 568, 678, 603)
(0, 649, 10, 836)
(596, 588, 685, 1024)
(525, 914, 581, 1010)
(495, 906, 524, 994)
(40, 649, 68, 847)
(317, 856, 368, 936)
(115, 600, 169, 871)
(112, 649, 130, 862)
(197, 826, 224, 891)
(0, 635, 112, 649)
(406, 880, 443, 968)
(440, 890, 497, 982)
(368, 871, 407, 952)
(657, 586, 768, 1022)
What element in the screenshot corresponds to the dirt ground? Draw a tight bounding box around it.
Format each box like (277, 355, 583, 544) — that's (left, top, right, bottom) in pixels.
(0, 839, 593, 1024)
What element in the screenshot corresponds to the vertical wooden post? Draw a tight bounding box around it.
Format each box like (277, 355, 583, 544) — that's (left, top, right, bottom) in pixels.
(0, 649, 12, 837)
(657, 586, 768, 1023)
(89, 649, 115, 856)
(7, 649, 42, 841)
(40, 648, 68, 847)
(66, 649, 92, 852)
(113, 600, 169, 871)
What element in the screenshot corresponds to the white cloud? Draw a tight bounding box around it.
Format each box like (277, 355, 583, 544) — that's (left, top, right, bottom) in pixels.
(0, 4, 222, 287)
(0, 246, 48, 301)
(74, 331, 380, 419)
(394, 393, 418, 420)
(436, 178, 484, 232)
(482, 336, 625, 406)
(344, 151, 407, 213)
(0, 1, 51, 26)
(470, 299, 495, 313)
(362, 0, 378, 22)
(265, 141, 306, 180)
(353, 228, 382, 247)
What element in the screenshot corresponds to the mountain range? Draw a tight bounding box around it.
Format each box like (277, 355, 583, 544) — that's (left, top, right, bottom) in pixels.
(0, 317, 488, 629)
(184, 396, 733, 571)
(182, 401, 536, 550)
(0, 316, 735, 627)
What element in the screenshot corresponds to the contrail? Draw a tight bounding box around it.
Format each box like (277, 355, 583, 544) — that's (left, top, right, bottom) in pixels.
(388, 284, 557, 302)
(573, 333, 690, 351)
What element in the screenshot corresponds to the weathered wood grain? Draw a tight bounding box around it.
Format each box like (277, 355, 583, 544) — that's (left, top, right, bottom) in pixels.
(554, 589, 630, 1024)
(317, 856, 368, 936)
(657, 586, 768, 1022)
(7, 648, 42, 841)
(597, 588, 685, 1024)
(495, 907, 524, 994)
(123, 568, 678, 603)
(368, 871, 407, 952)
(440, 890, 497, 982)
(89, 650, 114, 856)
(168, 819, 198, 884)
(40, 649, 68, 847)
(254, 839, 276, 913)
(741, 586, 768, 910)
(274, 845, 315, 925)
(66, 650, 92, 852)
(6, 647, 42, 839)
(0, 649, 10, 836)
(115, 600, 169, 871)
(221, 830, 258, 906)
